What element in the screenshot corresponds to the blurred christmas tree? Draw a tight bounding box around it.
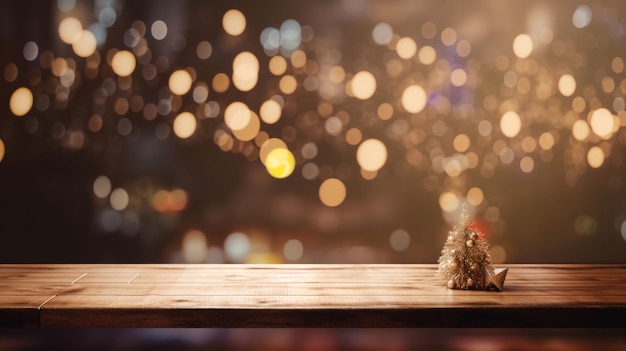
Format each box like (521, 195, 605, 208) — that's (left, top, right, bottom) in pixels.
(437, 204, 507, 290)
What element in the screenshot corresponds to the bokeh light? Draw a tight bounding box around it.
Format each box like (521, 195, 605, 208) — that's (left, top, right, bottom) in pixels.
(212, 73, 230, 92)
(500, 111, 522, 138)
(196, 41, 212, 59)
(520, 156, 535, 173)
(260, 99, 282, 124)
(572, 119, 590, 141)
(152, 189, 188, 213)
(467, 187, 484, 206)
(538, 132, 555, 150)
(612, 57, 623, 73)
(453, 134, 470, 152)
(418, 46, 436, 65)
(224, 101, 251, 131)
(356, 138, 387, 172)
(182, 230, 208, 263)
(372, 22, 393, 45)
(573, 5, 592, 28)
(23, 41, 38, 61)
(456, 40, 471, 57)
(59, 17, 82, 44)
(279, 19, 302, 52)
(232, 110, 260, 141)
(283, 239, 303, 261)
(223, 9, 246, 36)
(324, 116, 342, 136)
(93, 176, 112, 199)
(232, 51, 259, 92)
(395, 37, 417, 59)
(259, 138, 287, 164)
(99, 7, 117, 28)
(587, 146, 604, 168)
(439, 192, 460, 213)
(290, 50, 306, 68)
(4, 63, 18, 82)
(441, 27, 457, 46)
(224, 232, 250, 263)
(173, 112, 197, 139)
(389, 229, 410, 252)
(193, 84, 209, 103)
(72, 30, 97, 57)
(421, 22, 436, 38)
(351, 71, 376, 100)
(346, 128, 362, 145)
(450, 68, 467, 87)
(377, 103, 393, 120)
(260, 27, 280, 55)
(111, 50, 136, 77)
(265, 147, 295, 179)
(329, 66, 346, 83)
(319, 178, 346, 207)
(301, 163, 319, 180)
(589, 108, 615, 139)
(110, 188, 129, 211)
(301, 142, 318, 159)
(57, 0, 76, 12)
(279, 75, 297, 94)
(9, 87, 33, 117)
(401, 85, 427, 113)
(269, 56, 287, 75)
(151, 20, 167, 40)
(513, 34, 533, 58)
(0, 138, 5, 164)
(558, 74, 576, 97)
(169, 69, 193, 95)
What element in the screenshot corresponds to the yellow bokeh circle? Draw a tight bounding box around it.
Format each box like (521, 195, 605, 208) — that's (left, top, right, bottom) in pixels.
(265, 148, 295, 179)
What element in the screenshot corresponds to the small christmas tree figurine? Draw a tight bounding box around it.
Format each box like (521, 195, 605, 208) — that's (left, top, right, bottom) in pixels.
(437, 203, 508, 291)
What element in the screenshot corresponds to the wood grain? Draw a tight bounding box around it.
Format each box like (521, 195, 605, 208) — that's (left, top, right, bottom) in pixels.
(1, 264, 625, 327)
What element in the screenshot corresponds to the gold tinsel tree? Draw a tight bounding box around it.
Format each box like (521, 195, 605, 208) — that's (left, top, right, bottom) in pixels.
(437, 204, 492, 290)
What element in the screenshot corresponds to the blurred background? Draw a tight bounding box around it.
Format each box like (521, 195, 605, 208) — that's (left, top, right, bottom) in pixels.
(1, 0, 626, 265)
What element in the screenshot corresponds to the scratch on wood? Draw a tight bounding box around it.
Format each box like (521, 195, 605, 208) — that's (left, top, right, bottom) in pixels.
(71, 273, 88, 284)
(128, 273, 140, 284)
(38, 295, 56, 310)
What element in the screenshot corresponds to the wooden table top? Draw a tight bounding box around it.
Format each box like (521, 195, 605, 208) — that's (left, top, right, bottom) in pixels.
(1, 264, 625, 328)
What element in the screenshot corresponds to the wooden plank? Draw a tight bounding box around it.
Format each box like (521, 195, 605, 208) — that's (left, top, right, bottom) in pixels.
(0, 283, 72, 296)
(74, 272, 142, 284)
(39, 292, 626, 308)
(129, 272, 626, 283)
(0, 272, 87, 283)
(2, 263, 623, 272)
(3, 281, 626, 297)
(0, 295, 55, 328)
(1, 264, 625, 327)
